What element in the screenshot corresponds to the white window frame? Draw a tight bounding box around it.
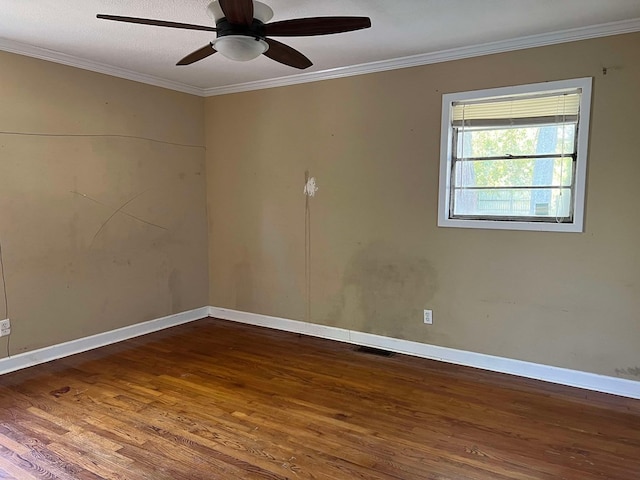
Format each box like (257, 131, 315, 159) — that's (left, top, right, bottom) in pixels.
(437, 77, 592, 233)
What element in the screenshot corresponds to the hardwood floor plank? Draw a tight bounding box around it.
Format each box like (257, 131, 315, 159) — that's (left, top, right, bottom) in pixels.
(0, 424, 98, 480)
(1, 318, 639, 479)
(0, 456, 41, 480)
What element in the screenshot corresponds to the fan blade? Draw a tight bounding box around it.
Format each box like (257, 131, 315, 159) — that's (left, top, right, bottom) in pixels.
(263, 17, 371, 37)
(219, 0, 254, 25)
(97, 14, 217, 32)
(177, 44, 217, 66)
(263, 39, 312, 70)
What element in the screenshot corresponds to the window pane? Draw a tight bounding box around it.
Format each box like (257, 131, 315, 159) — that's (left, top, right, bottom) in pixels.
(453, 157, 573, 188)
(456, 124, 576, 158)
(453, 187, 572, 218)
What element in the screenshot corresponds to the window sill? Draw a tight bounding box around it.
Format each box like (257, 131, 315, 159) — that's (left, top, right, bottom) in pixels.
(437, 216, 583, 233)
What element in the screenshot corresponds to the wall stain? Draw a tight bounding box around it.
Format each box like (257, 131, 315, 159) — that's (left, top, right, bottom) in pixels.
(614, 367, 640, 378)
(327, 242, 437, 339)
(112, 257, 132, 267)
(169, 269, 182, 313)
(68, 211, 80, 251)
(233, 251, 253, 311)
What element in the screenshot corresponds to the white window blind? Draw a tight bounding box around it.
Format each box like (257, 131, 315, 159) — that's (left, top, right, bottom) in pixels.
(452, 90, 582, 127)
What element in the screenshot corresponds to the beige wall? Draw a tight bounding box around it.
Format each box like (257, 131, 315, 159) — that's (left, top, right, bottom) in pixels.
(1, 32, 637, 381)
(205, 33, 640, 379)
(0, 51, 208, 355)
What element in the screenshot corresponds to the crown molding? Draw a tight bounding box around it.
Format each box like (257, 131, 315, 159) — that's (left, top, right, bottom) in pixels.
(203, 17, 640, 96)
(0, 37, 203, 96)
(2, 17, 639, 98)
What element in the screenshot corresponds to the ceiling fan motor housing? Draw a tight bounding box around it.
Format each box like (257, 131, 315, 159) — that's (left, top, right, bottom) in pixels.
(215, 18, 267, 40)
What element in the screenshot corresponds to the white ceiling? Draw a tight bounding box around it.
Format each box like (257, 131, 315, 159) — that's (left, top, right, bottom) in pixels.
(2, 0, 640, 96)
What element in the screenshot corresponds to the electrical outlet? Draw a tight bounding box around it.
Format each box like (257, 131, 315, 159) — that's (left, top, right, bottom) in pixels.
(423, 310, 433, 325)
(0, 318, 10, 337)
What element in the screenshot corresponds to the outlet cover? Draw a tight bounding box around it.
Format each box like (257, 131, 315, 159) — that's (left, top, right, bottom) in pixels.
(0, 319, 9, 331)
(423, 310, 433, 325)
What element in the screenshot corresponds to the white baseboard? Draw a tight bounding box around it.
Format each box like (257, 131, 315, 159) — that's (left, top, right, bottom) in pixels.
(2, 305, 637, 400)
(209, 306, 640, 400)
(0, 306, 209, 375)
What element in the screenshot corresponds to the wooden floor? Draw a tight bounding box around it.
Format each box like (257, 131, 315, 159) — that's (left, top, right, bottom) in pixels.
(0, 319, 639, 479)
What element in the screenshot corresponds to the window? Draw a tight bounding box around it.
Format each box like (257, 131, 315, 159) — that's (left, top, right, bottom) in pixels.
(438, 78, 592, 232)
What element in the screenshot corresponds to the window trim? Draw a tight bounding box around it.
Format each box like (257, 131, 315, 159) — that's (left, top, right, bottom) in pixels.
(437, 77, 592, 233)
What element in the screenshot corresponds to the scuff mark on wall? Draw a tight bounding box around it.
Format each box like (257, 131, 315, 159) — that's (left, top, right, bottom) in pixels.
(0, 130, 205, 150)
(614, 367, 640, 378)
(72, 191, 168, 231)
(89, 188, 156, 247)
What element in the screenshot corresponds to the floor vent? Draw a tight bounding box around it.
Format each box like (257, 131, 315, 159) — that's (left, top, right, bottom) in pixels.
(355, 346, 394, 357)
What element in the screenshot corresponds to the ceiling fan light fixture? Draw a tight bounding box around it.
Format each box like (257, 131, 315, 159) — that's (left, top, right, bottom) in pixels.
(98, 1, 371, 69)
(213, 35, 269, 61)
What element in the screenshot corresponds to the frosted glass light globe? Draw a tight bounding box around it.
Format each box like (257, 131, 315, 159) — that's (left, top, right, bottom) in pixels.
(213, 35, 269, 61)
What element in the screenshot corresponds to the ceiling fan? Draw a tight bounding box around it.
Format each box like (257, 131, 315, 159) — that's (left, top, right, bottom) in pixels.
(97, 0, 371, 69)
